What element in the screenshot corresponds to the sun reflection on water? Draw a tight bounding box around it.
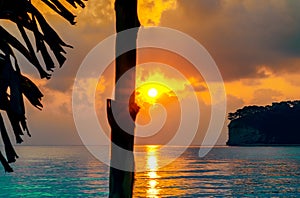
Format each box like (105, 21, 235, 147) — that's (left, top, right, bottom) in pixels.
(146, 145, 160, 198)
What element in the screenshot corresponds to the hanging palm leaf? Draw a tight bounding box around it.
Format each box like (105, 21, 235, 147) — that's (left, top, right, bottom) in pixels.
(0, 0, 87, 172)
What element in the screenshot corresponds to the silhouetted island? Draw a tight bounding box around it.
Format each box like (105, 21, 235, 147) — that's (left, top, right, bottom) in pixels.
(227, 100, 300, 146)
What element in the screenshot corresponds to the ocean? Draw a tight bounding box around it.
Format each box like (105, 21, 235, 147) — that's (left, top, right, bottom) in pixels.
(0, 146, 299, 197)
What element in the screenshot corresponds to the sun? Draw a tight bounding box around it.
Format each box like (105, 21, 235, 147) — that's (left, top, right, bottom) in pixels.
(135, 82, 172, 108)
(148, 88, 158, 98)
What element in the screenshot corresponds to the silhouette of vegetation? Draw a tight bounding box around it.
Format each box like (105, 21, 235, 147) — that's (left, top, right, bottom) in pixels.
(227, 100, 300, 145)
(0, 0, 86, 172)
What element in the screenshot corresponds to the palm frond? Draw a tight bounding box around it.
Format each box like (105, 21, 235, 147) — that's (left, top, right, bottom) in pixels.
(0, 113, 19, 163)
(0, 0, 87, 172)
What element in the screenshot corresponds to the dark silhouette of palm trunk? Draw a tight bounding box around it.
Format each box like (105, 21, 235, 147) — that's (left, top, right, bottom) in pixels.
(107, 0, 140, 197)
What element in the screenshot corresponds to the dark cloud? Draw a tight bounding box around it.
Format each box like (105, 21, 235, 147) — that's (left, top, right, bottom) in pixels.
(193, 84, 207, 93)
(181, 0, 222, 15)
(161, 0, 300, 81)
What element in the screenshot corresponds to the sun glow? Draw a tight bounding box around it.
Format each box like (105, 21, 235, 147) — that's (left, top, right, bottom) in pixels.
(148, 88, 158, 98)
(136, 83, 171, 107)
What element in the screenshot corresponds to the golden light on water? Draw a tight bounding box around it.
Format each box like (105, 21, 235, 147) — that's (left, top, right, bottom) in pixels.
(146, 145, 160, 197)
(148, 156, 158, 170)
(149, 180, 158, 187)
(148, 171, 158, 178)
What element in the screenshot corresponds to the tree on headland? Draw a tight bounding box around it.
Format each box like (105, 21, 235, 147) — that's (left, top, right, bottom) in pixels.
(227, 100, 300, 145)
(0, 0, 87, 172)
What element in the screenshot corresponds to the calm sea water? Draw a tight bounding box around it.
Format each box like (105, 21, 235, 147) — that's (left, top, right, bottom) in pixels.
(0, 146, 299, 197)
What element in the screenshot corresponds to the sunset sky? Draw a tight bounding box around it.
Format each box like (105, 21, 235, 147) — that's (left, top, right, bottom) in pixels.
(1, 0, 300, 145)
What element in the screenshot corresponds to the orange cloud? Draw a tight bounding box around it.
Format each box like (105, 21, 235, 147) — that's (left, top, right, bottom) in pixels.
(225, 72, 300, 106)
(138, 0, 177, 26)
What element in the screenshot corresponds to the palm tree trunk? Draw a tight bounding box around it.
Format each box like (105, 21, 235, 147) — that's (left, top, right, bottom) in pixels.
(107, 0, 140, 197)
